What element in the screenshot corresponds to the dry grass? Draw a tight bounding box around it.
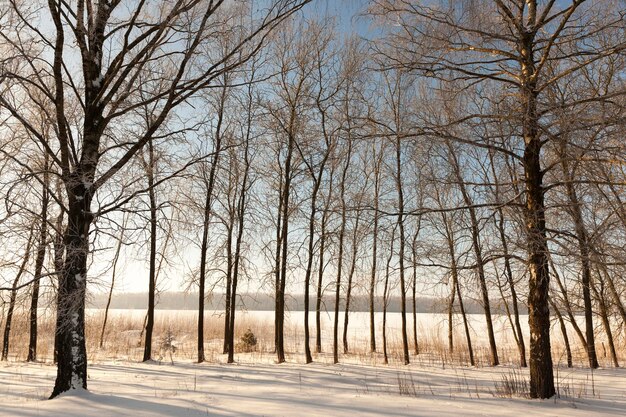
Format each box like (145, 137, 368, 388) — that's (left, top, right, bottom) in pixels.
(2, 307, 624, 373)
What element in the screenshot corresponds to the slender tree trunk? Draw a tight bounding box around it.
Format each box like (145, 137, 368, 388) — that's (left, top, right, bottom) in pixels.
(223, 222, 234, 354)
(197, 136, 223, 363)
(303, 186, 319, 363)
(550, 256, 587, 350)
(28, 157, 50, 362)
(274, 174, 284, 354)
(560, 144, 598, 369)
(369, 156, 381, 353)
(333, 139, 352, 364)
(342, 206, 362, 354)
(99, 215, 126, 348)
(447, 269, 456, 355)
(394, 135, 410, 365)
(228, 137, 251, 365)
(591, 278, 618, 367)
(315, 207, 328, 354)
(447, 143, 498, 366)
(2, 227, 35, 360)
(143, 141, 158, 363)
(598, 264, 626, 332)
(411, 226, 420, 355)
(443, 212, 474, 365)
(276, 129, 295, 364)
(303, 151, 329, 362)
(495, 209, 527, 367)
(488, 151, 526, 367)
(550, 298, 573, 368)
(382, 230, 394, 366)
(52, 210, 65, 365)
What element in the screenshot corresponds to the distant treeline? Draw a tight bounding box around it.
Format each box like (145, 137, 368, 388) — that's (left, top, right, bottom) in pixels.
(88, 292, 529, 315)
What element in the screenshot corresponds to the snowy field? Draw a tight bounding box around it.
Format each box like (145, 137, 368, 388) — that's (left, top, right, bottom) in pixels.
(1, 310, 625, 416)
(2, 359, 626, 416)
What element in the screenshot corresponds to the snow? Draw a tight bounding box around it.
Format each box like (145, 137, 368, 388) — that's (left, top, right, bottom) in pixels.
(2, 310, 623, 416)
(1, 359, 625, 416)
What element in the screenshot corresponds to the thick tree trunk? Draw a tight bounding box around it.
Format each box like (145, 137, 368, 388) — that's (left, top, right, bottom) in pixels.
(51, 177, 93, 398)
(523, 90, 555, 398)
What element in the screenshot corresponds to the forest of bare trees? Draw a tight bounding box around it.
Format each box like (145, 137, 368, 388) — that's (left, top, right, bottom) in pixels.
(0, 0, 625, 401)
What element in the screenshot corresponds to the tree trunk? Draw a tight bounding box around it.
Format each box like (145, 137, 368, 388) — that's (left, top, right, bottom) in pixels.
(28, 158, 50, 362)
(223, 222, 234, 355)
(411, 228, 420, 356)
(394, 136, 410, 365)
(315, 206, 328, 354)
(382, 230, 394, 366)
(369, 155, 381, 353)
(447, 142, 498, 366)
(228, 139, 251, 365)
(550, 298, 573, 368)
(495, 209, 527, 367)
(197, 147, 222, 362)
(333, 139, 352, 364)
(276, 130, 295, 364)
(342, 205, 362, 354)
(2, 227, 35, 360)
(522, 86, 555, 398)
(51, 175, 93, 398)
(142, 141, 158, 363)
(99, 215, 126, 349)
(560, 143, 599, 369)
(274, 174, 283, 354)
(591, 277, 618, 367)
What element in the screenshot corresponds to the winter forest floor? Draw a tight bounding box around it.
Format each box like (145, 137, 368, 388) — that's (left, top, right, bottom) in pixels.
(1, 310, 625, 416)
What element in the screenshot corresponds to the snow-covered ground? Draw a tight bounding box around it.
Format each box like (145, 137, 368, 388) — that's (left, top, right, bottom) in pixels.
(1, 359, 626, 416)
(1, 310, 624, 416)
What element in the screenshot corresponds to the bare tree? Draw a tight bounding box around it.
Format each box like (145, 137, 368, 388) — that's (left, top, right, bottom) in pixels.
(0, 0, 311, 396)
